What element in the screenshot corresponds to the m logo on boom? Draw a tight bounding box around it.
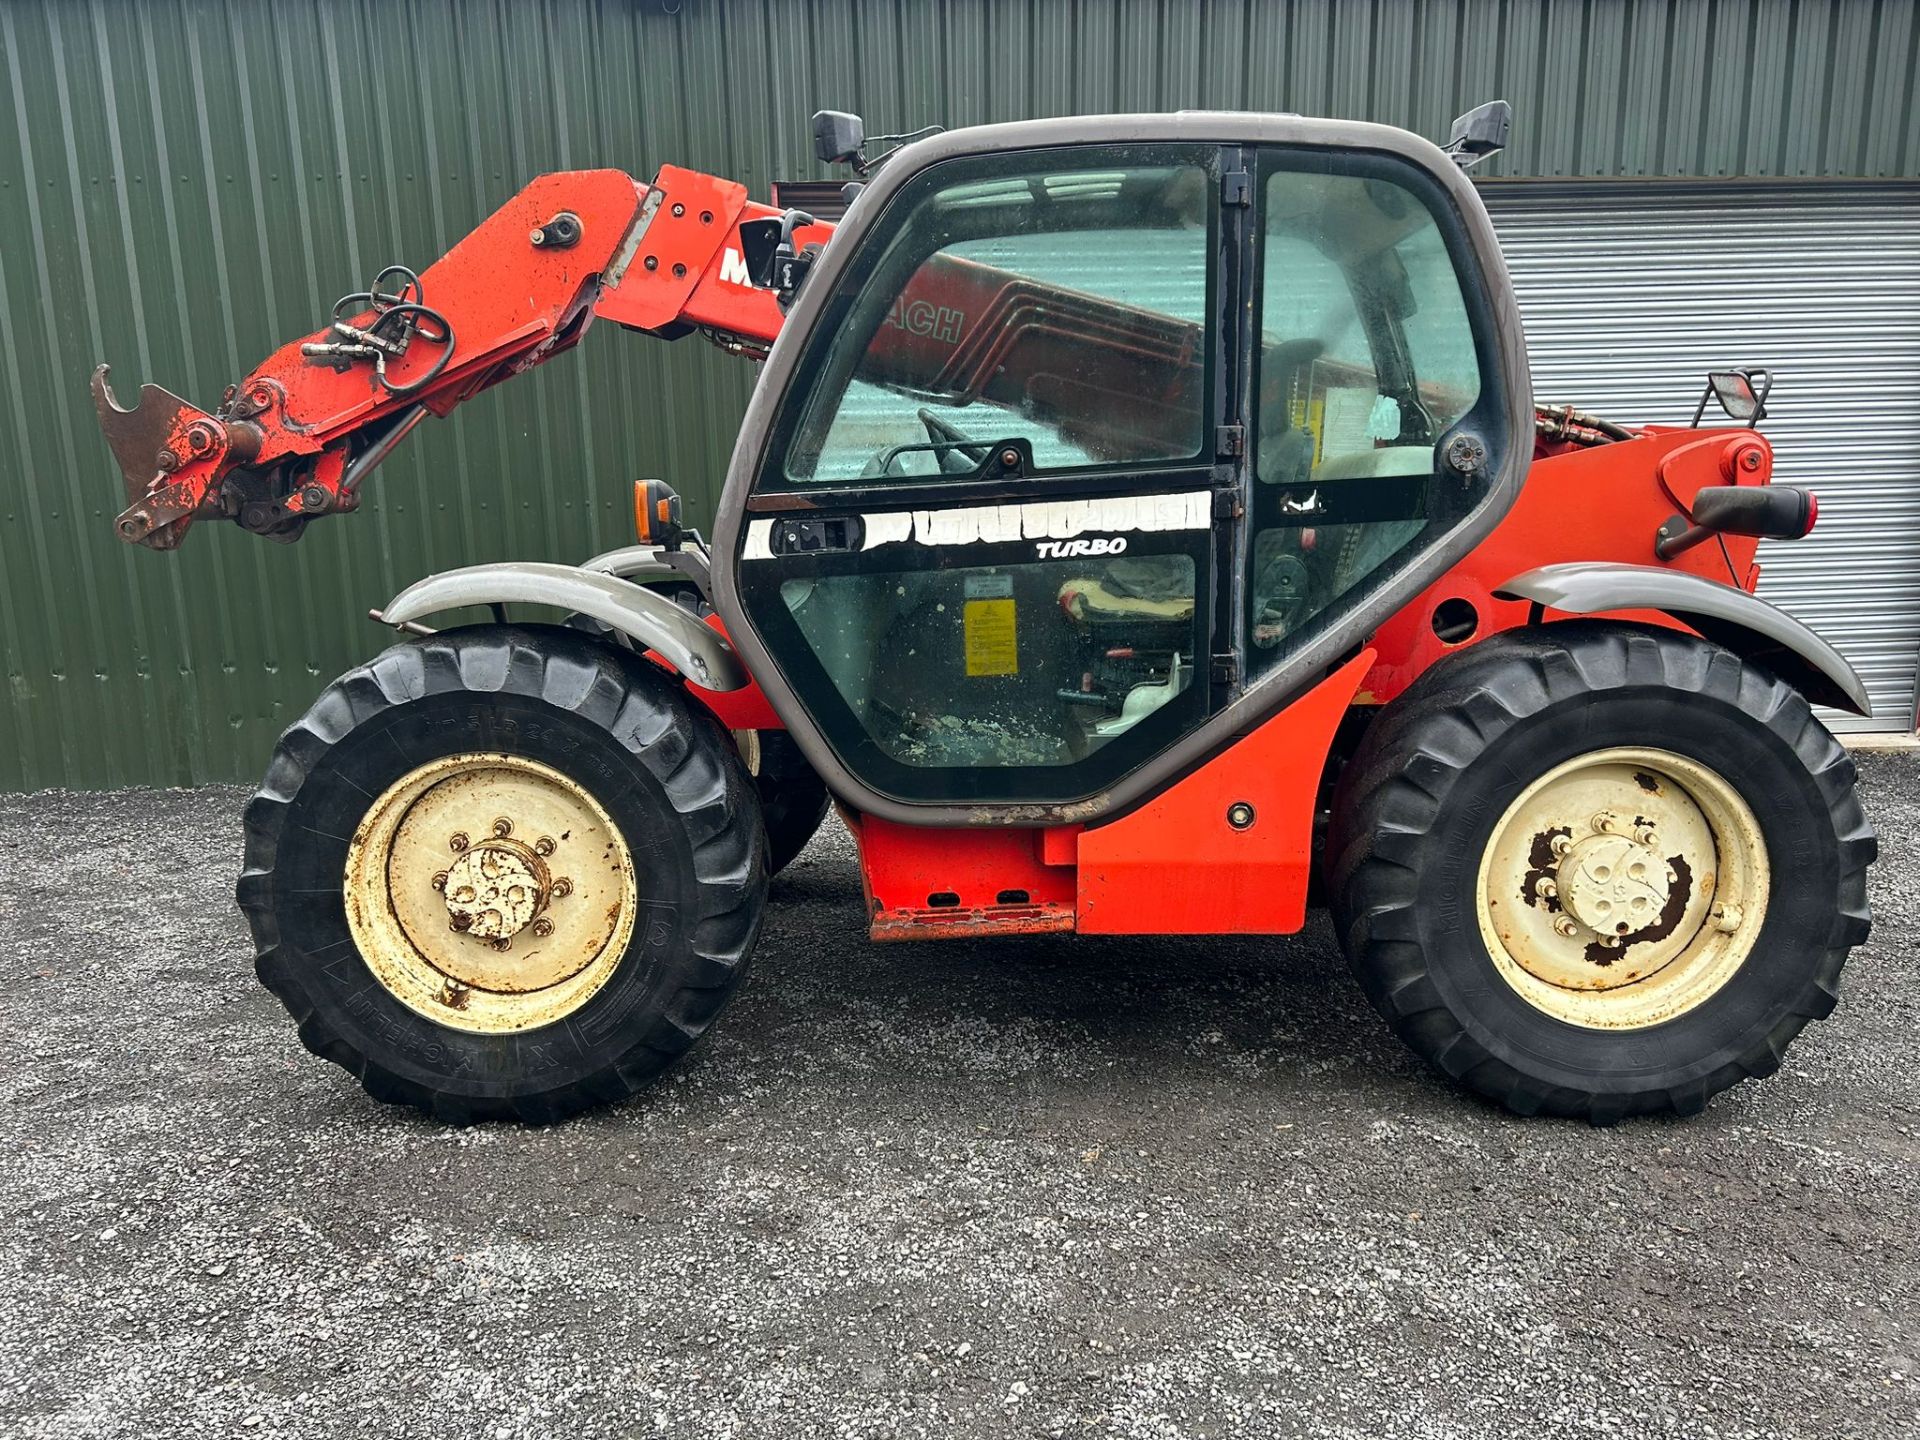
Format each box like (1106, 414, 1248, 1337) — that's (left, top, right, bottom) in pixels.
(719, 248, 753, 287)
(1035, 536, 1127, 559)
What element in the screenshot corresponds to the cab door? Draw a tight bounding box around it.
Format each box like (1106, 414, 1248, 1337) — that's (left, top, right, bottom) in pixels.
(714, 121, 1527, 827)
(720, 142, 1245, 812)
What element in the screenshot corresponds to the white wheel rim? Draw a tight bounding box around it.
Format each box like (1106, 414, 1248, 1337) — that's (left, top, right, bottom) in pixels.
(1474, 746, 1769, 1030)
(343, 753, 638, 1035)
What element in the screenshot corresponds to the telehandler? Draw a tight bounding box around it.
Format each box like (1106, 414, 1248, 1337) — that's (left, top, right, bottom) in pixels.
(92, 104, 1874, 1123)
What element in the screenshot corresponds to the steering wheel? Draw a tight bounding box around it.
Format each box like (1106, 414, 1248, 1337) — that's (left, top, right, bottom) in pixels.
(919, 408, 990, 474)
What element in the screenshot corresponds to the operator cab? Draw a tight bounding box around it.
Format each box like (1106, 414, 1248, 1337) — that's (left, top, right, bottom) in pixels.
(715, 111, 1529, 822)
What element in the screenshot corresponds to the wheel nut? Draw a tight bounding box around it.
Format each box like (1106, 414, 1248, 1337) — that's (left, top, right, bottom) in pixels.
(531, 917, 554, 937)
(550, 877, 572, 900)
(489, 935, 512, 952)
(1553, 915, 1579, 938)
(491, 817, 513, 838)
(1534, 878, 1558, 901)
(535, 836, 556, 856)
(1712, 902, 1743, 933)
(431, 870, 449, 892)
(449, 912, 473, 932)
(1550, 834, 1573, 859)
(449, 832, 469, 853)
(1590, 811, 1617, 835)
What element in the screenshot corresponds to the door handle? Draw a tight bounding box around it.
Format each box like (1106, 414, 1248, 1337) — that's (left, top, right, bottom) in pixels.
(769, 515, 865, 555)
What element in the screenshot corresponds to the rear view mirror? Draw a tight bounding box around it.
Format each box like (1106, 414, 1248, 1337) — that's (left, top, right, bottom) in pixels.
(813, 110, 866, 168)
(1711, 370, 1760, 420)
(1445, 100, 1511, 168)
(1693, 367, 1773, 426)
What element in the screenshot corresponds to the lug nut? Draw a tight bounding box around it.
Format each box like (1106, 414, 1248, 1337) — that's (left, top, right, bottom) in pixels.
(449, 832, 470, 853)
(1534, 878, 1558, 901)
(1553, 915, 1579, 938)
(449, 912, 472, 932)
(550, 877, 572, 900)
(534, 836, 556, 856)
(1636, 826, 1660, 848)
(431, 870, 449, 892)
(1590, 811, 1617, 835)
(1550, 834, 1573, 859)
(531, 917, 554, 937)
(491, 817, 513, 838)
(1712, 902, 1743, 933)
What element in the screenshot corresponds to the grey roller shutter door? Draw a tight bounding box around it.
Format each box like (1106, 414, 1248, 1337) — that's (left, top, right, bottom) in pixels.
(1481, 183, 1920, 733)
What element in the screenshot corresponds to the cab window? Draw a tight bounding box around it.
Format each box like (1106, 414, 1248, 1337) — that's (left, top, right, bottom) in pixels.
(1248, 163, 1485, 666)
(783, 150, 1214, 486)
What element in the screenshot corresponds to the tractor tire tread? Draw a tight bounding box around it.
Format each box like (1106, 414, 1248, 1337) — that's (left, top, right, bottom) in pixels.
(1328, 622, 1872, 1123)
(238, 625, 766, 1124)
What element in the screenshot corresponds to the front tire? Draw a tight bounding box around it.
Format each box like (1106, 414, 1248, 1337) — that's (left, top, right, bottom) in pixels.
(237, 625, 768, 1123)
(1328, 623, 1874, 1122)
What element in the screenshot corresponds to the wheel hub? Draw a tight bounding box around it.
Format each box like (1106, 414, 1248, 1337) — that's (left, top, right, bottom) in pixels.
(1474, 747, 1768, 1030)
(441, 837, 548, 940)
(1554, 816, 1673, 942)
(343, 753, 636, 1034)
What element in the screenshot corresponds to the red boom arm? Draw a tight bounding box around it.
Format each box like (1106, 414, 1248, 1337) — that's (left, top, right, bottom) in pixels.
(94, 165, 821, 549)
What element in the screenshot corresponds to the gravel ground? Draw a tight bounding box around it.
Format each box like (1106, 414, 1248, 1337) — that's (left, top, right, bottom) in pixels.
(0, 753, 1915, 1440)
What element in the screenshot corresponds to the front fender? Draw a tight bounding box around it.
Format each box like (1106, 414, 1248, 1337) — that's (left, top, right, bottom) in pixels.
(380, 561, 749, 692)
(1495, 561, 1870, 716)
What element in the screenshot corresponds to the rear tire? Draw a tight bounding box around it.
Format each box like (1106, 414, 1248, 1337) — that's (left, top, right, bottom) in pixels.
(1328, 623, 1874, 1122)
(237, 624, 768, 1123)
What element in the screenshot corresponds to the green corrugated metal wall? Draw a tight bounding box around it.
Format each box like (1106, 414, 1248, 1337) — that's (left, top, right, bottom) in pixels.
(2, 0, 1916, 788)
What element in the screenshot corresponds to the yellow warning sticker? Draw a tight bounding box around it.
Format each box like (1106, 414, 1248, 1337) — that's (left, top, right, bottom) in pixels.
(964, 598, 1018, 676)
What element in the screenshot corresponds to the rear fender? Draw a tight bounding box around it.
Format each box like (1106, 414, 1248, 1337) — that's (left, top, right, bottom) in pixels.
(380, 562, 749, 693)
(1495, 561, 1870, 716)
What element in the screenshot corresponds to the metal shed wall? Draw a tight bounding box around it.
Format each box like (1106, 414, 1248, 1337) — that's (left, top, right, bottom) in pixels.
(2, 0, 1917, 787)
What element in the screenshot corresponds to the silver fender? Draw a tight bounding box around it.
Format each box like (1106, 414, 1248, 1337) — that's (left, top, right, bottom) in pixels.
(1495, 561, 1871, 716)
(579, 543, 680, 582)
(380, 561, 748, 691)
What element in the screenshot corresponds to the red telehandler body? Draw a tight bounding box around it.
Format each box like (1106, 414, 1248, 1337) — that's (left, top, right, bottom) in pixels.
(93, 105, 1874, 1124)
